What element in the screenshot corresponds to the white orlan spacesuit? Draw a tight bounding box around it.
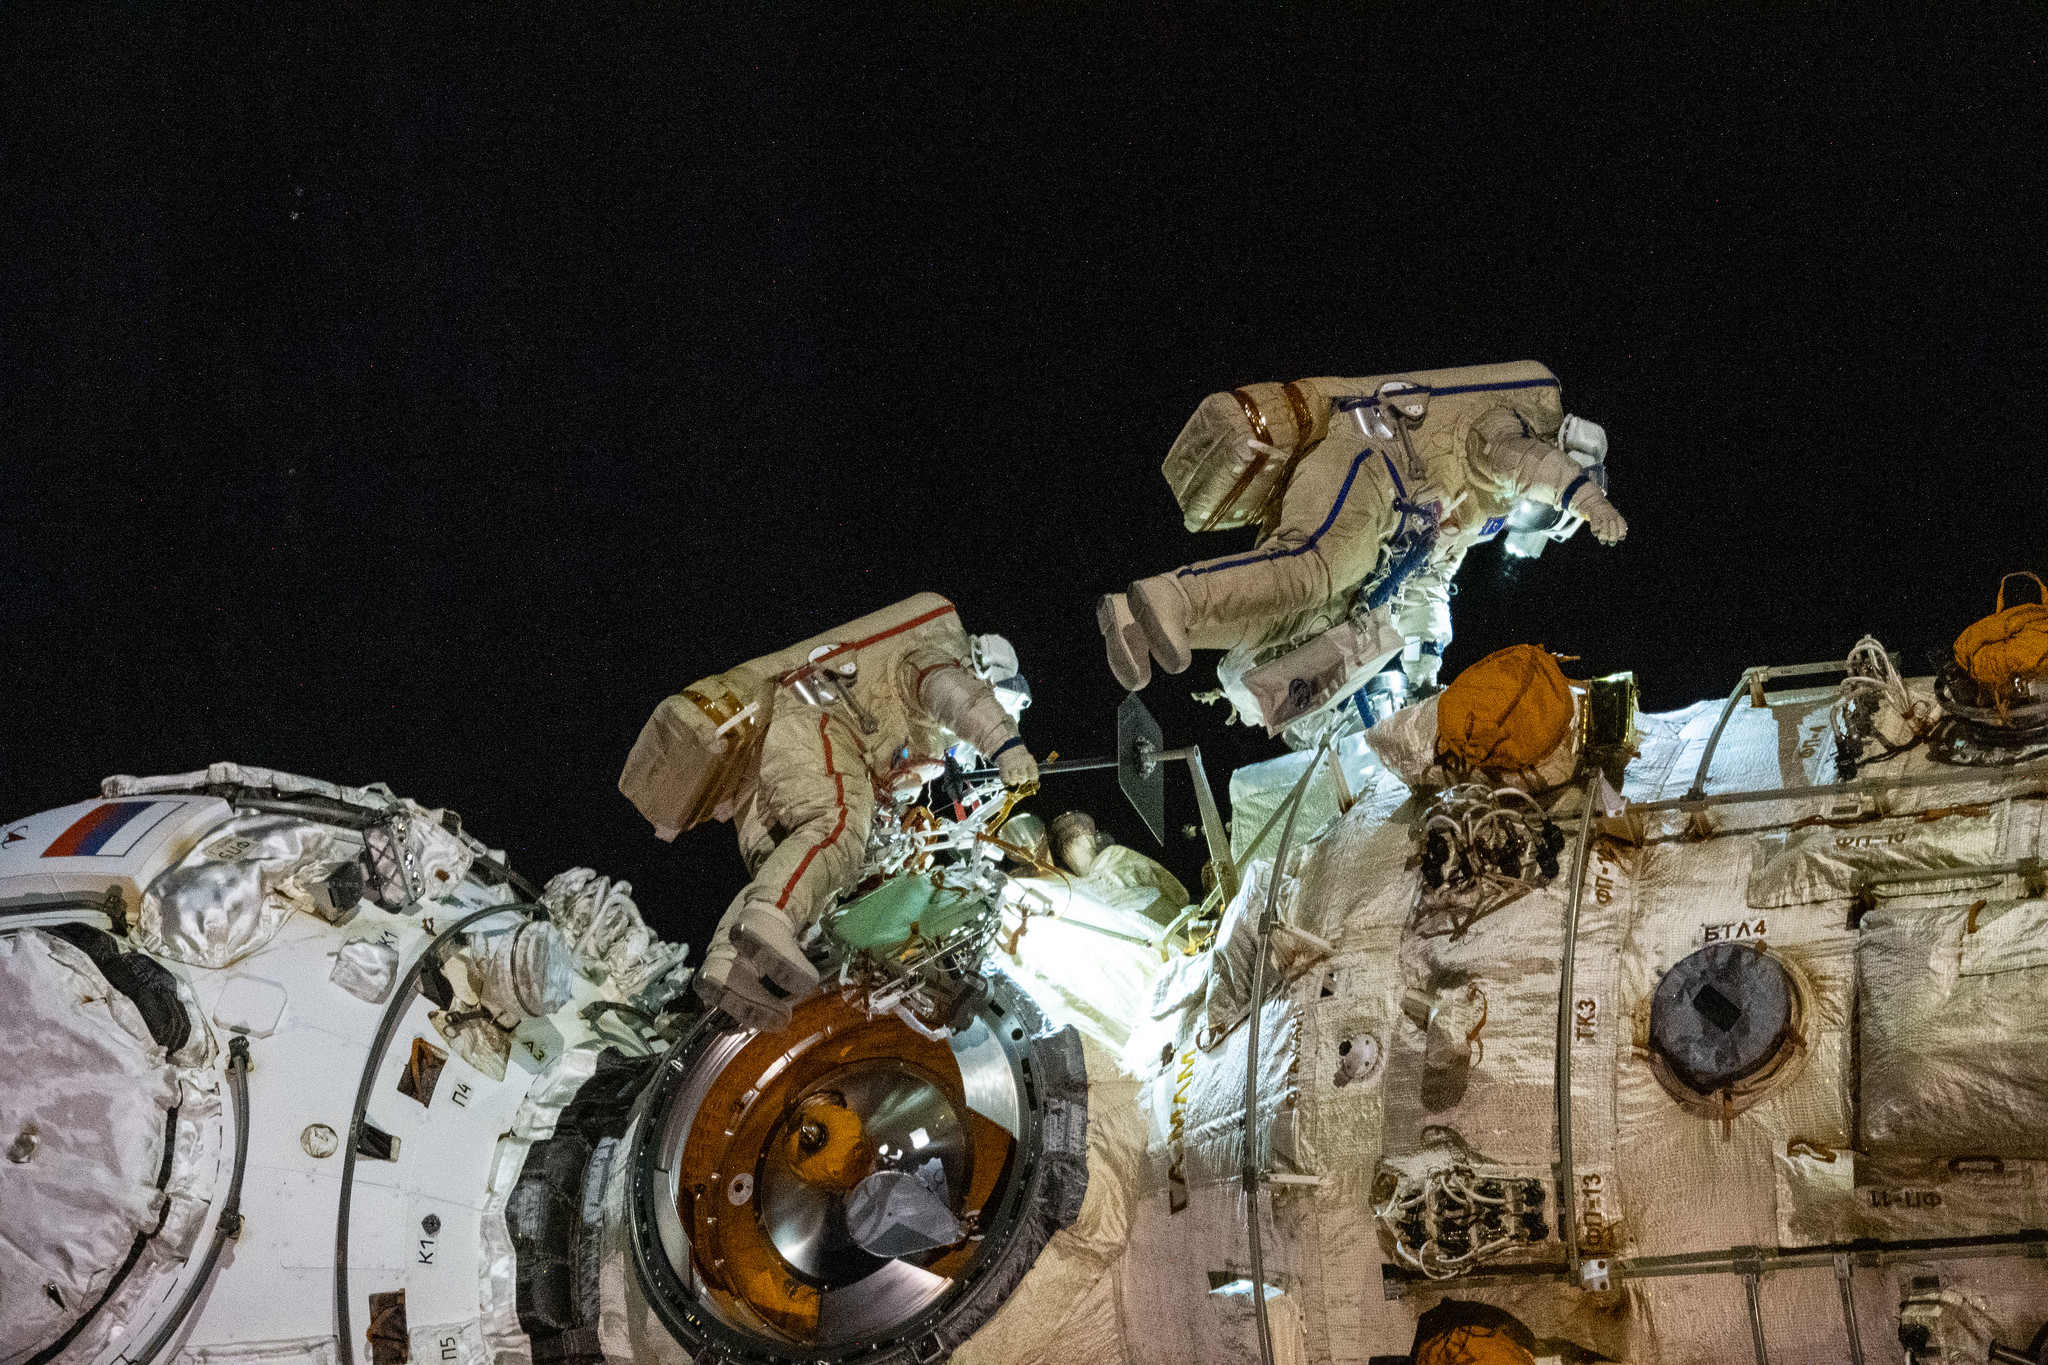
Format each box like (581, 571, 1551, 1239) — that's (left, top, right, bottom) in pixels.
(687, 604, 1038, 1031)
(1100, 364, 1628, 714)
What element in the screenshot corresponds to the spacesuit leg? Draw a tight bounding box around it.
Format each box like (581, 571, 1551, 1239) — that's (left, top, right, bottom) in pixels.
(730, 704, 875, 993)
(1129, 444, 1399, 671)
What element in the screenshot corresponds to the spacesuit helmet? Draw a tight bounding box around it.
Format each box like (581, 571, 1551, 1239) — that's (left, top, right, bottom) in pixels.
(1503, 414, 1609, 560)
(972, 633, 1032, 721)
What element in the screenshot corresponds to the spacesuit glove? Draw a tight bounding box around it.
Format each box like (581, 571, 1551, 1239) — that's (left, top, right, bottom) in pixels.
(1403, 651, 1443, 691)
(1567, 484, 1629, 545)
(995, 739, 1039, 791)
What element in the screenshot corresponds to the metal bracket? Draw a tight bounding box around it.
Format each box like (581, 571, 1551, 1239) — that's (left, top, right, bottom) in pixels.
(1118, 692, 1168, 844)
(1685, 654, 1903, 803)
(1118, 693, 1240, 902)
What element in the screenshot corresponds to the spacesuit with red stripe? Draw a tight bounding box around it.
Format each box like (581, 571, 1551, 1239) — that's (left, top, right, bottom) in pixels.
(698, 610, 1036, 1030)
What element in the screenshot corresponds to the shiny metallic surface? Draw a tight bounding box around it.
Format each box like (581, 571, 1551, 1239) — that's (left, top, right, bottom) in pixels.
(756, 1060, 970, 1288)
(627, 980, 1081, 1362)
(950, 1015, 1023, 1139)
(999, 812, 1052, 869)
(815, 1259, 954, 1344)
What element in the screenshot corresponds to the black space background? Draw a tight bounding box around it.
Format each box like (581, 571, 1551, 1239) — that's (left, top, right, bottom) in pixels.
(3, 6, 2042, 950)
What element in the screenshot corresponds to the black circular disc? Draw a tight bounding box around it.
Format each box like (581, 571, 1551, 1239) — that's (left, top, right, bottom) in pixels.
(1648, 943, 1795, 1095)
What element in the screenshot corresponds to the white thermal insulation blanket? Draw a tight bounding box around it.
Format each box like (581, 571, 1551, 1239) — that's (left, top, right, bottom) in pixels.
(135, 812, 336, 968)
(950, 1038, 1145, 1365)
(1862, 894, 2048, 1161)
(0, 930, 181, 1365)
(999, 879, 1166, 1053)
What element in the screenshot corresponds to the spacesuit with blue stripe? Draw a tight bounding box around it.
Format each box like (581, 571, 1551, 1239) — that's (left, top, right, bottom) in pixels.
(1107, 395, 1627, 697)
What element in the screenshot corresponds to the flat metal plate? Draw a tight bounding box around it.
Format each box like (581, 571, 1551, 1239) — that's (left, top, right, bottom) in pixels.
(1117, 692, 1166, 846)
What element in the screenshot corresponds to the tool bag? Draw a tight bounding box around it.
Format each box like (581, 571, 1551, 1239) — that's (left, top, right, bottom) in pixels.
(1953, 571, 2048, 697)
(1239, 604, 1404, 736)
(1366, 644, 1583, 792)
(1160, 360, 1563, 533)
(1437, 645, 1576, 774)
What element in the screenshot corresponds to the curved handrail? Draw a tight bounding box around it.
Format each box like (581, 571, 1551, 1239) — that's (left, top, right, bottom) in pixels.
(134, 1034, 251, 1364)
(334, 904, 543, 1364)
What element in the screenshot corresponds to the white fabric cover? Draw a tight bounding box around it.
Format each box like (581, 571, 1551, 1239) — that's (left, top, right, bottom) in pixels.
(539, 868, 689, 1000)
(135, 812, 334, 968)
(467, 919, 574, 1023)
(1062, 843, 1188, 925)
(331, 936, 400, 1003)
(1225, 733, 1385, 867)
(846, 1162, 964, 1257)
(998, 878, 1165, 1052)
(0, 930, 179, 1364)
(54, 1064, 221, 1365)
(1362, 694, 1441, 789)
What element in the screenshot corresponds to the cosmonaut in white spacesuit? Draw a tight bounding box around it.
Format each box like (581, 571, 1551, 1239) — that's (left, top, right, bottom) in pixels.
(1099, 366, 1628, 705)
(694, 615, 1039, 1031)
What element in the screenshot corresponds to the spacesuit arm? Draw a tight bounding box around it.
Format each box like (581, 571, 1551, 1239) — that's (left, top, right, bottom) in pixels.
(908, 649, 1037, 786)
(1469, 409, 1628, 544)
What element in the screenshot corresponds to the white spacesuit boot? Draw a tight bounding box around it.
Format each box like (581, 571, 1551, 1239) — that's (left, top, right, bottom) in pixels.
(695, 934, 799, 1032)
(732, 903, 822, 998)
(1126, 574, 1195, 675)
(1096, 593, 1153, 691)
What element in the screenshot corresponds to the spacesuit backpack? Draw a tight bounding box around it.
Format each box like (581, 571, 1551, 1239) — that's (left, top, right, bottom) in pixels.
(1159, 359, 1565, 535)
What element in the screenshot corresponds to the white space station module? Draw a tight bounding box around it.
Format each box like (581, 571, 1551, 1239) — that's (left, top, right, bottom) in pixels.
(4, 641, 2048, 1365)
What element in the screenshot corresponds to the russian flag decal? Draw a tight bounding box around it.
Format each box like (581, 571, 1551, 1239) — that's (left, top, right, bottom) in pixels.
(43, 800, 182, 859)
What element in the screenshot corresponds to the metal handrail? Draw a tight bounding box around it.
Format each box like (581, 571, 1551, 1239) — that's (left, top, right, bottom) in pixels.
(1241, 737, 1332, 1365)
(135, 1035, 251, 1364)
(1853, 856, 2043, 893)
(1834, 1254, 1868, 1365)
(1380, 1227, 2048, 1288)
(1682, 655, 1900, 803)
(335, 904, 545, 1364)
(1641, 756, 2048, 818)
(1551, 774, 1601, 1281)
